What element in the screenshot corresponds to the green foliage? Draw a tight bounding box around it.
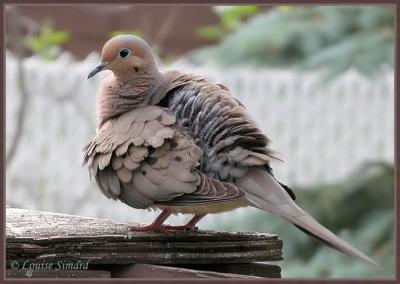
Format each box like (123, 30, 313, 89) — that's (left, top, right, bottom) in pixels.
(197, 6, 259, 41)
(192, 6, 394, 80)
(212, 161, 394, 277)
(197, 26, 226, 41)
(109, 30, 144, 38)
(218, 6, 259, 29)
(24, 22, 70, 61)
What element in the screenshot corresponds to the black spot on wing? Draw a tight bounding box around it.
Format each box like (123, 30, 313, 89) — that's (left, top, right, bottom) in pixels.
(170, 141, 178, 148)
(146, 156, 158, 165)
(264, 164, 296, 201)
(279, 182, 296, 201)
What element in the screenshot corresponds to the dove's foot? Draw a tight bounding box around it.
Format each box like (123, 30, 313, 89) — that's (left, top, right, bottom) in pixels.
(128, 211, 207, 233)
(129, 209, 173, 233)
(162, 214, 206, 231)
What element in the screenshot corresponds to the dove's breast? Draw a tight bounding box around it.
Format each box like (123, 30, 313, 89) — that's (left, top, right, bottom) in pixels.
(164, 81, 274, 183)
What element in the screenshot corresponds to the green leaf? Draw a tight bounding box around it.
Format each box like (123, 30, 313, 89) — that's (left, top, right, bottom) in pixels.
(219, 6, 259, 30)
(196, 25, 225, 40)
(22, 22, 70, 60)
(44, 31, 70, 45)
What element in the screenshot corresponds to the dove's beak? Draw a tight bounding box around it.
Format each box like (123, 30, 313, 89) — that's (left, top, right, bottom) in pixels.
(87, 61, 109, 79)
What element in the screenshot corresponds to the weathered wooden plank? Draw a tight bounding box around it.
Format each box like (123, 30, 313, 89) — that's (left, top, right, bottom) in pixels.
(6, 208, 283, 265)
(23, 250, 282, 265)
(7, 240, 281, 255)
(7, 207, 278, 242)
(109, 263, 262, 279)
(7, 243, 282, 265)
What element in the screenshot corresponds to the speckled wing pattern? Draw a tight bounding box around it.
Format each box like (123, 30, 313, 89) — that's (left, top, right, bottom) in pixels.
(83, 105, 244, 209)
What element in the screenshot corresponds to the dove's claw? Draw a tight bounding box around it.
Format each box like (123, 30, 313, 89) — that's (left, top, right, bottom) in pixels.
(128, 212, 206, 233)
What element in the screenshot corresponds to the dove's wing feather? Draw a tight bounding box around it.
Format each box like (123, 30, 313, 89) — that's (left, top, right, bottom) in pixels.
(163, 75, 276, 183)
(84, 106, 176, 208)
(83, 105, 244, 209)
(156, 172, 244, 206)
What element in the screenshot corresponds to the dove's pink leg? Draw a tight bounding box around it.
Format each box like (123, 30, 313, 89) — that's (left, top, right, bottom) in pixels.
(129, 211, 206, 232)
(163, 214, 207, 231)
(129, 209, 172, 232)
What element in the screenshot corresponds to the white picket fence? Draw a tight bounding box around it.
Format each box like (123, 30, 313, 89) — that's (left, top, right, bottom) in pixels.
(5, 52, 394, 226)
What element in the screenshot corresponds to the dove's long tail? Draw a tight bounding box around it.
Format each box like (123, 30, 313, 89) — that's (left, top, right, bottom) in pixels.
(236, 167, 382, 271)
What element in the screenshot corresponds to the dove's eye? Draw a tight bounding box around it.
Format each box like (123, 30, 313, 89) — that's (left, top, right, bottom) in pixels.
(118, 48, 131, 58)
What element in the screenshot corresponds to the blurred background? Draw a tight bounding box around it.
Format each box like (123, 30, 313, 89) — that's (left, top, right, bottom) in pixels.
(5, 5, 395, 278)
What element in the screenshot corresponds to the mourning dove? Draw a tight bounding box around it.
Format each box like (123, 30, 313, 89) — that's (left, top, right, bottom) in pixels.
(83, 35, 381, 270)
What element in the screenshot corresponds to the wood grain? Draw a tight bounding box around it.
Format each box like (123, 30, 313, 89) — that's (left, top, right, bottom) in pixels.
(6, 207, 283, 278)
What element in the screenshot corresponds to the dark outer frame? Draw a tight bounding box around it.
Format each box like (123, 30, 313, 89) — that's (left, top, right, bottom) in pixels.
(1, 1, 398, 283)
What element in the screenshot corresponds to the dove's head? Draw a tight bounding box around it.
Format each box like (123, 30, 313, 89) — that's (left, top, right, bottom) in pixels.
(88, 35, 157, 79)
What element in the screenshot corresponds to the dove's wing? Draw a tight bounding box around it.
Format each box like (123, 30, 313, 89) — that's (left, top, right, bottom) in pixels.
(83, 105, 245, 209)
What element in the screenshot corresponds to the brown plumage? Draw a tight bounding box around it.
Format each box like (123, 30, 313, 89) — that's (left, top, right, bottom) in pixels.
(83, 35, 381, 270)
(83, 106, 245, 211)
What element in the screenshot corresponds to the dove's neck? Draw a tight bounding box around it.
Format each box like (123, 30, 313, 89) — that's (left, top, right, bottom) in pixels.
(96, 69, 162, 126)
